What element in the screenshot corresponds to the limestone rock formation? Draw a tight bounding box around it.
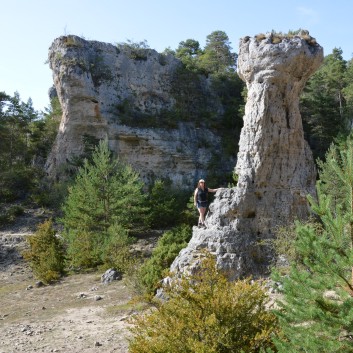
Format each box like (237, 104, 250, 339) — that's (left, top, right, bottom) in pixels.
(169, 33, 324, 279)
(46, 35, 232, 186)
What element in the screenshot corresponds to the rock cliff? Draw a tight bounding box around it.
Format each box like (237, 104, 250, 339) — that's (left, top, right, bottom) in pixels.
(169, 32, 324, 279)
(46, 35, 234, 186)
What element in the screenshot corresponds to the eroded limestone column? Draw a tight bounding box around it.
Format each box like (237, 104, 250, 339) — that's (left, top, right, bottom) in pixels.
(169, 33, 323, 279)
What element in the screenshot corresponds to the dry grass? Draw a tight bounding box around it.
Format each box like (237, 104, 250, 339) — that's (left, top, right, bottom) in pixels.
(254, 29, 318, 46)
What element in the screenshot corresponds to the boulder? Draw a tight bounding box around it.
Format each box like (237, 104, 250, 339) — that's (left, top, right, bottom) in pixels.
(101, 268, 122, 284)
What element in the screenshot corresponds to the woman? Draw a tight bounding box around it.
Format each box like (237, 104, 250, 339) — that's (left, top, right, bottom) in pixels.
(194, 179, 220, 228)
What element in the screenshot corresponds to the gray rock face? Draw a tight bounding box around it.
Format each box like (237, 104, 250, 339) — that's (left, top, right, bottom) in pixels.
(46, 35, 231, 186)
(169, 33, 324, 279)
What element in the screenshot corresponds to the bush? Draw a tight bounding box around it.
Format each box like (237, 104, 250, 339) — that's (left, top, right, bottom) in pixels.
(0, 166, 36, 202)
(146, 179, 188, 228)
(101, 223, 135, 273)
(129, 252, 279, 353)
(0, 204, 25, 226)
(64, 229, 101, 269)
(180, 194, 199, 226)
(22, 219, 65, 284)
(271, 218, 323, 275)
(137, 224, 192, 293)
(31, 178, 70, 209)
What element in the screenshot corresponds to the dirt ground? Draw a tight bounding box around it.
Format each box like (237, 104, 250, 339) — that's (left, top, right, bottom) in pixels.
(0, 208, 154, 353)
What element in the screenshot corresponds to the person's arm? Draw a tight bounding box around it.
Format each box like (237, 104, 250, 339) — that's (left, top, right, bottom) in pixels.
(208, 188, 221, 193)
(194, 188, 198, 206)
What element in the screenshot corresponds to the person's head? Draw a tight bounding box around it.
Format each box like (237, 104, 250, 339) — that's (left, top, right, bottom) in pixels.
(198, 179, 206, 188)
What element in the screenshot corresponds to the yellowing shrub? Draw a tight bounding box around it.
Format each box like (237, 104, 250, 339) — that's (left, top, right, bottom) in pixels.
(23, 219, 65, 284)
(129, 253, 279, 353)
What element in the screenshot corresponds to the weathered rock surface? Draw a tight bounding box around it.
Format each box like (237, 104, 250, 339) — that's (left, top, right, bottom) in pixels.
(101, 268, 122, 284)
(46, 35, 233, 186)
(169, 33, 324, 279)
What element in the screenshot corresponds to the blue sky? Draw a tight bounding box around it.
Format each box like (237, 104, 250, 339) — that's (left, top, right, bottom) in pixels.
(1, 0, 353, 112)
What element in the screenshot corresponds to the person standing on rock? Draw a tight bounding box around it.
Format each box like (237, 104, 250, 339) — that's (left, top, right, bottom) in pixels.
(194, 179, 220, 228)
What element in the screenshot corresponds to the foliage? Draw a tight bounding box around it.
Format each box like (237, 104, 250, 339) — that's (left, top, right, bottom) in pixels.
(0, 166, 37, 203)
(198, 30, 237, 75)
(129, 252, 279, 353)
(0, 93, 60, 206)
(300, 48, 351, 160)
(137, 224, 192, 294)
(316, 134, 353, 211)
(22, 219, 65, 284)
(255, 29, 317, 46)
(270, 219, 323, 275)
(89, 54, 113, 87)
(180, 193, 199, 226)
(0, 92, 38, 201)
(170, 66, 212, 122)
(65, 133, 100, 175)
(61, 139, 147, 268)
(210, 71, 245, 157)
(32, 97, 61, 159)
(227, 170, 239, 188)
(0, 204, 24, 227)
(146, 179, 189, 228)
(175, 39, 202, 72)
(343, 57, 353, 120)
(30, 178, 70, 209)
(101, 223, 135, 273)
(272, 134, 353, 352)
(118, 39, 150, 60)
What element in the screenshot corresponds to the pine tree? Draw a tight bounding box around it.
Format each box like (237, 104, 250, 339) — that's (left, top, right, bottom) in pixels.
(273, 134, 353, 352)
(61, 139, 147, 268)
(343, 57, 353, 129)
(198, 30, 237, 74)
(300, 48, 349, 159)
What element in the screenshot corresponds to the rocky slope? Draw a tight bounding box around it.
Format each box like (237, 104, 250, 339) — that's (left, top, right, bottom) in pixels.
(169, 32, 324, 279)
(46, 35, 234, 186)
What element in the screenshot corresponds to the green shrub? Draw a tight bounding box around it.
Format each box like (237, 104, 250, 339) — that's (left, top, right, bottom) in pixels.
(146, 179, 176, 228)
(22, 219, 65, 284)
(64, 229, 102, 269)
(64, 224, 135, 272)
(179, 194, 199, 226)
(0, 166, 36, 202)
(0, 204, 25, 226)
(31, 179, 70, 209)
(129, 253, 279, 353)
(101, 223, 135, 273)
(271, 218, 323, 275)
(146, 179, 189, 228)
(137, 224, 192, 293)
